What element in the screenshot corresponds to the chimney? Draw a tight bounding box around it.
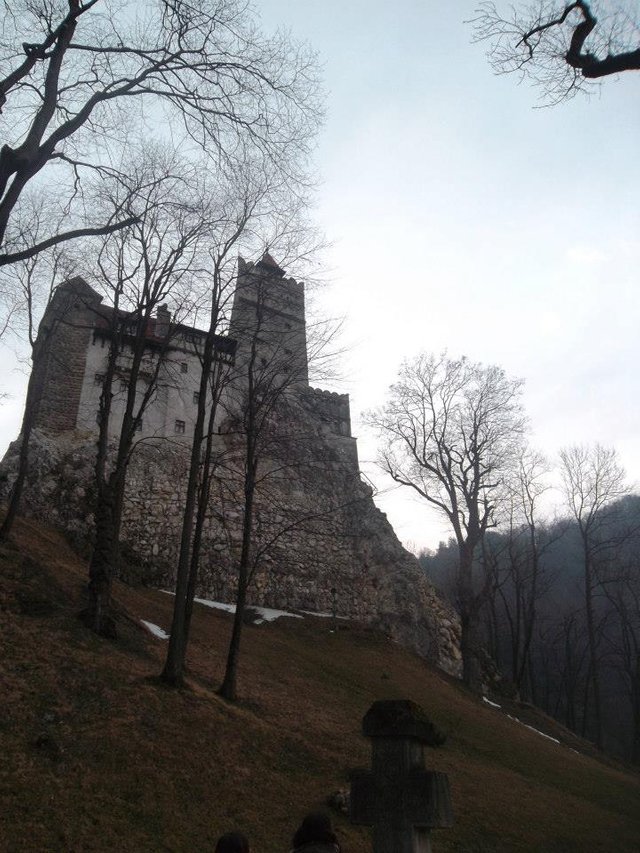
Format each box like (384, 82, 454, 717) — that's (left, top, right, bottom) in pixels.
(156, 304, 170, 338)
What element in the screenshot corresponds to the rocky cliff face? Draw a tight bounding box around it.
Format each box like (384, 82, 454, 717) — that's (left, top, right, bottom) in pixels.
(0, 419, 462, 677)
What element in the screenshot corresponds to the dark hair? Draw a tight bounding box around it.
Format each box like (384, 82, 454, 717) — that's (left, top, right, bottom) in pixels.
(215, 831, 250, 853)
(292, 812, 339, 849)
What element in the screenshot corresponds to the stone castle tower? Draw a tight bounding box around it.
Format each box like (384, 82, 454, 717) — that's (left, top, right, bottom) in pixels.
(230, 254, 309, 387)
(1, 256, 461, 676)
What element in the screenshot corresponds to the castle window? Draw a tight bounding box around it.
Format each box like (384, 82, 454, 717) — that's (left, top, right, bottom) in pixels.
(180, 362, 188, 373)
(175, 419, 185, 434)
(284, 349, 292, 356)
(193, 391, 200, 404)
(120, 379, 129, 393)
(260, 357, 267, 367)
(135, 419, 143, 432)
(94, 373, 105, 386)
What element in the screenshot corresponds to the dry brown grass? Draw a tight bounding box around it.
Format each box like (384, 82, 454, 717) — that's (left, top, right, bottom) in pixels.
(1, 515, 639, 852)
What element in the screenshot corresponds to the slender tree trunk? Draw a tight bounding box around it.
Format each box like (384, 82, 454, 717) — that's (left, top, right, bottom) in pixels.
(458, 540, 483, 691)
(563, 624, 576, 731)
(632, 670, 640, 764)
(83, 475, 119, 637)
(219, 455, 256, 702)
(581, 661, 592, 739)
(0, 359, 39, 539)
(486, 594, 500, 668)
(183, 399, 219, 645)
(161, 432, 204, 685)
(583, 547, 603, 748)
(162, 323, 219, 685)
(84, 314, 154, 635)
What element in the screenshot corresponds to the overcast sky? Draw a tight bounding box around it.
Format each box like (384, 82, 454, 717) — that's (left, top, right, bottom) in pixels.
(253, 0, 640, 550)
(1, 1, 638, 551)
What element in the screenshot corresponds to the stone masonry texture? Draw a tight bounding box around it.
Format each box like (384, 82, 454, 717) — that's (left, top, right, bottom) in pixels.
(0, 261, 462, 676)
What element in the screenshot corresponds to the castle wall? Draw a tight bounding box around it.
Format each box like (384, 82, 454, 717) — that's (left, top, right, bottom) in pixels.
(32, 279, 104, 434)
(230, 257, 309, 389)
(75, 330, 218, 442)
(0, 425, 461, 676)
(1, 259, 462, 677)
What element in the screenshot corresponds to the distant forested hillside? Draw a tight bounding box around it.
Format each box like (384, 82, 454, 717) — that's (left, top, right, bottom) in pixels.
(419, 494, 640, 761)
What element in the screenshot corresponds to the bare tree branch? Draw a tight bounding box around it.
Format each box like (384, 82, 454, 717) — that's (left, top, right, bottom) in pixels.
(472, 1, 640, 104)
(0, 216, 138, 266)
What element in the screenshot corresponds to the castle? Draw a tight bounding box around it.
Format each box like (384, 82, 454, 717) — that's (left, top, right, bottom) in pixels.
(1, 255, 461, 675)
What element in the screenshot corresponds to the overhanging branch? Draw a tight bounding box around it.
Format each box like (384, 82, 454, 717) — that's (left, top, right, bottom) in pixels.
(0, 216, 139, 266)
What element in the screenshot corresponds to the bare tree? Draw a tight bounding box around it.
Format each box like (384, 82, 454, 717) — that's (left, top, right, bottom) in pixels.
(559, 443, 628, 747)
(160, 189, 255, 686)
(216, 260, 310, 701)
(601, 555, 640, 762)
(365, 353, 527, 690)
(157, 152, 327, 685)
(0, 0, 322, 265)
(213, 256, 340, 701)
(484, 449, 564, 697)
(473, 1, 640, 103)
(82, 152, 220, 635)
(0, 203, 79, 539)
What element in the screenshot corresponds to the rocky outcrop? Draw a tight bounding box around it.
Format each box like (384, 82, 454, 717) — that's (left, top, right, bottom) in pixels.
(0, 424, 462, 677)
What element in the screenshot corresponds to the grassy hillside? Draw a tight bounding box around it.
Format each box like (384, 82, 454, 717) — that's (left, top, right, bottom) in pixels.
(1, 516, 639, 852)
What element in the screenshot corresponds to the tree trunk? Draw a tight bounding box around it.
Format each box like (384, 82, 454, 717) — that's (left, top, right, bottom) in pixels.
(219, 458, 256, 702)
(584, 549, 603, 748)
(161, 439, 202, 686)
(182, 403, 218, 646)
(162, 327, 219, 686)
(632, 670, 640, 764)
(83, 317, 149, 637)
(458, 540, 483, 691)
(0, 375, 36, 540)
(0, 332, 47, 540)
(82, 477, 119, 637)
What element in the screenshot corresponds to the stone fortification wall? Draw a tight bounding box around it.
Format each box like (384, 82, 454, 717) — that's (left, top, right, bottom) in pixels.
(302, 388, 352, 439)
(0, 421, 461, 677)
(2, 260, 462, 677)
(32, 279, 104, 434)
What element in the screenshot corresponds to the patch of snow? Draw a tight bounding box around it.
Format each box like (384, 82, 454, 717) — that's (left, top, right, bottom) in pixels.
(300, 610, 348, 620)
(480, 692, 562, 746)
(160, 591, 302, 624)
(251, 605, 303, 624)
(141, 620, 169, 640)
(506, 713, 560, 744)
(520, 723, 560, 744)
(192, 597, 235, 614)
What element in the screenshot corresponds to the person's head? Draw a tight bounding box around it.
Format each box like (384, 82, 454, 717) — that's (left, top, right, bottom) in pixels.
(292, 812, 337, 848)
(215, 831, 250, 853)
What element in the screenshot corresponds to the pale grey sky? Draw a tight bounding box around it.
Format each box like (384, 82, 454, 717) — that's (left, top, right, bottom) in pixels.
(258, 0, 640, 549)
(1, 1, 638, 550)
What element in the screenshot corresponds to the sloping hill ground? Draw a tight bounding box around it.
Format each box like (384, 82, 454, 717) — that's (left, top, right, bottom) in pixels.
(1, 517, 639, 853)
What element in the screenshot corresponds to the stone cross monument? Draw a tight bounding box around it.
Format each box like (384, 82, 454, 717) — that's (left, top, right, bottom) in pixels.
(350, 699, 453, 852)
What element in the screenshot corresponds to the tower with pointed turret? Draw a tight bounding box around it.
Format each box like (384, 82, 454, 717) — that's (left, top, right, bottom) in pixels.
(229, 254, 309, 390)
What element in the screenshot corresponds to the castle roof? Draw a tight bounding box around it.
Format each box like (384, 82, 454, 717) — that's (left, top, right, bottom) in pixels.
(256, 252, 285, 278)
(92, 305, 236, 355)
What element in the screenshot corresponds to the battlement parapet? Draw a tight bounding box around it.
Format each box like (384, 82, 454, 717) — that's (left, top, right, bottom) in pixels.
(307, 386, 349, 401)
(301, 386, 352, 439)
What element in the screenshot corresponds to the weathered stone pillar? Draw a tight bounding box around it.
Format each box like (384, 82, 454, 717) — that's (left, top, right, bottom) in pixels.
(350, 699, 453, 853)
